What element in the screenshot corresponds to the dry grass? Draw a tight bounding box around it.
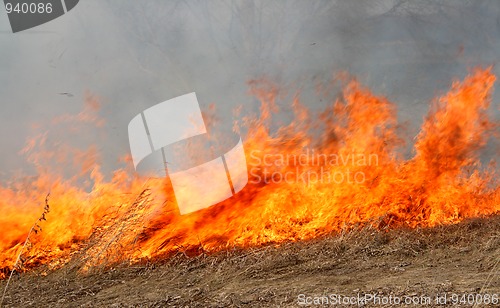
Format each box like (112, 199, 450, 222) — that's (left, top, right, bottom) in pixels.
(72, 189, 156, 273)
(0, 194, 50, 307)
(0, 214, 498, 307)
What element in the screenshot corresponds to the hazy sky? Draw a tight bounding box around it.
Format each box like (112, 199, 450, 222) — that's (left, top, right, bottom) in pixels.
(1, 0, 499, 179)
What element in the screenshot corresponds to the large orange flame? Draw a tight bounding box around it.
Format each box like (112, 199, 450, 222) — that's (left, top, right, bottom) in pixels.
(0, 68, 498, 277)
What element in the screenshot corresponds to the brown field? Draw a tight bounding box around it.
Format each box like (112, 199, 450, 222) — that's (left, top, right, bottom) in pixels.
(1, 215, 498, 307)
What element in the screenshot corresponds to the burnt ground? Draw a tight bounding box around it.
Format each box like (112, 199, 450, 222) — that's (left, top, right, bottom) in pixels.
(1, 215, 499, 307)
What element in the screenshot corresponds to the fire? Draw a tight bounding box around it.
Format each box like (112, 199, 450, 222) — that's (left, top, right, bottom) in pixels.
(0, 68, 498, 277)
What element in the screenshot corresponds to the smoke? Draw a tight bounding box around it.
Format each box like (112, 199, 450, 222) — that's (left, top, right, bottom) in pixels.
(0, 0, 498, 180)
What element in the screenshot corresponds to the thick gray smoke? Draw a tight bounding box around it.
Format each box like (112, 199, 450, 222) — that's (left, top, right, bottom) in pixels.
(0, 0, 499, 179)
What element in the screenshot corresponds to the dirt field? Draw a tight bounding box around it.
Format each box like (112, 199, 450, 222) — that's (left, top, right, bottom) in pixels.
(1, 215, 498, 307)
